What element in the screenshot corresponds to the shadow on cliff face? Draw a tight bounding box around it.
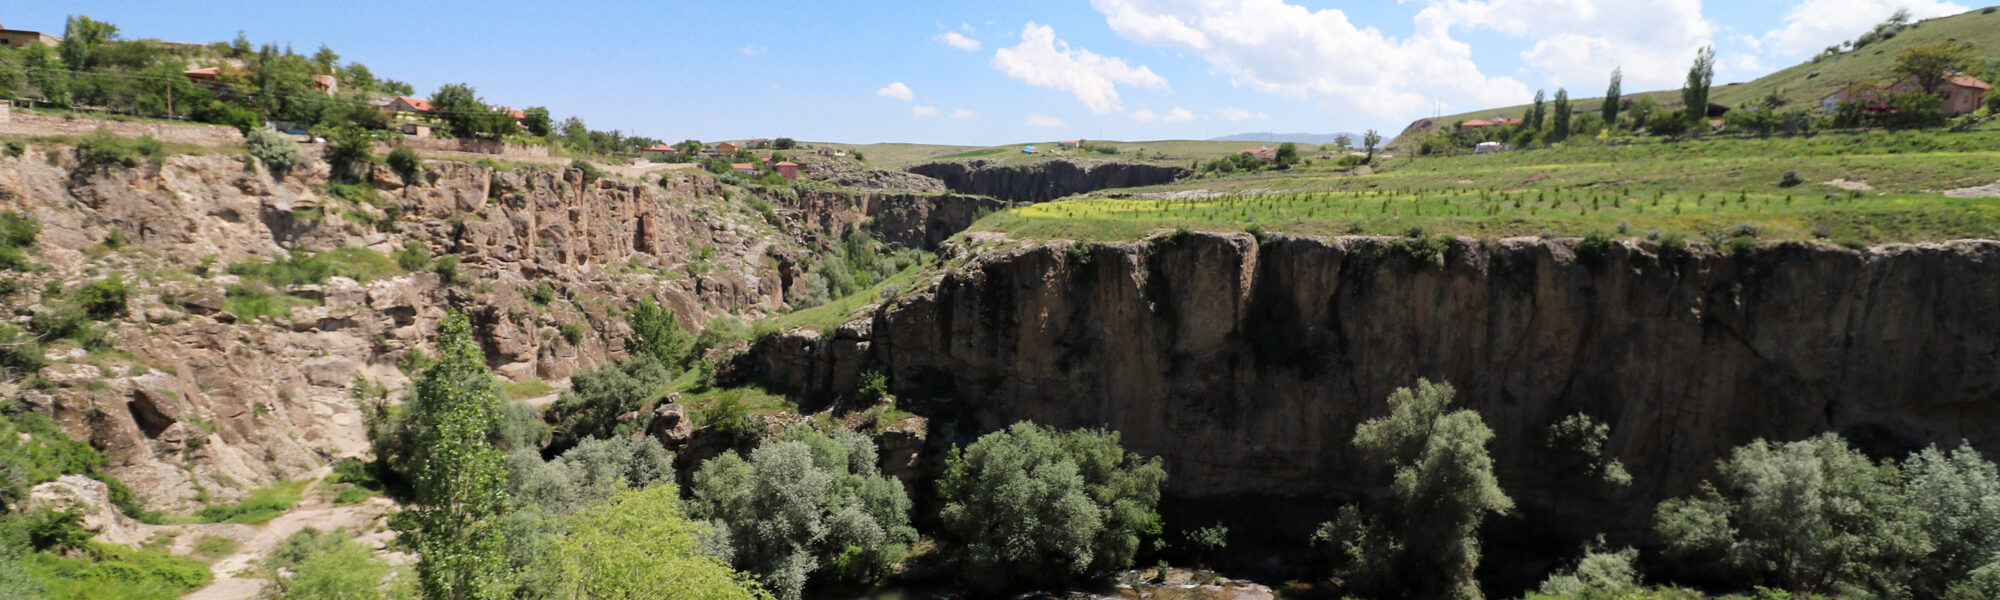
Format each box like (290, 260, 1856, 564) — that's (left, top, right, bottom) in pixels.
(752, 231, 2000, 553)
(906, 159, 1189, 204)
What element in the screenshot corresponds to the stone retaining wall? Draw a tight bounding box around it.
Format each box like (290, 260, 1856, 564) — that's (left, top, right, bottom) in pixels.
(0, 112, 244, 146)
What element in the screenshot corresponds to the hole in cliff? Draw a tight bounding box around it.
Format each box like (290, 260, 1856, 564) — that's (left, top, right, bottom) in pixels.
(127, 391, 176, 438)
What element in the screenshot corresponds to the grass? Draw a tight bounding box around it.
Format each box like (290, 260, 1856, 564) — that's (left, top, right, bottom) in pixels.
(27, 542, 213, 600)
(763, 256, 932, 336)
(192, 535, 238, 558)
(503, 378, 557, 400)
(969, 129, 2000, 245)
(195, 479, 308, 525)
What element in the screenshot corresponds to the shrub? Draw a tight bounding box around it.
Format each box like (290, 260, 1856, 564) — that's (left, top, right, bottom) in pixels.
(626, 298, 691, 368)
(325, 127, 376, 180)
(393, 241, 431, 272)
(244, 128, 303, 178)
(75, 127, 164, 171)
(387, 145, 423, 181)
(1311, 379, 1511, 600)
(432, 255, 467, 286)
(691, 316, 751, 358)
(1545, 413, 1631, 487)
(526, 282, 556, 305)
(1657, 232, 1689, 261)
(1779, 171, 1805, 188)
(1576, 231, 1615, 268)
(1654, 434, 1929, 596)
(0, 324, 45, 377)
(197, 480, 306, 524)
(506, 435, 672, 514)
(571, 159, 604, 186)
(530, 485, 771, 600)
(544, 355, 674, 453)
(1537, 540, 1642, 598)
(76, 275, 130, 320)
(3, 139, 24, 157)
(688, 428, 915, 600)
(937, 422, 1165, 594)
(560, 322, 586, 346)
(853, 370, 889, 404)
(262, 528, 407, 600)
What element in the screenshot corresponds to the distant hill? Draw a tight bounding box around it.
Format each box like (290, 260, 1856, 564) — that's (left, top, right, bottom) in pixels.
(1209, 132, 1361, 145)
(1389, 6, 2000, 148)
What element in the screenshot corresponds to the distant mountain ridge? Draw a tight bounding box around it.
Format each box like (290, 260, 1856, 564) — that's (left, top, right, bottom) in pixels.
(1208, 132, 1359, 145)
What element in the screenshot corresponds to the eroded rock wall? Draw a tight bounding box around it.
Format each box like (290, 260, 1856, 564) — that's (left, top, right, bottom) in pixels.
(906, 159, 1187, 204)
(758, 232, 2000, 532)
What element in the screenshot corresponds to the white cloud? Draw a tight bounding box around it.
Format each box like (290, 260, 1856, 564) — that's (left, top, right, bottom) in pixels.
(1025, 114, 1066, 128)
(876, 82, 915, 101)
(913, 105, 940, 117)
(936, 31, 982, 51)
(1761, 0, 1968, 59)
(992, 22, 1168, 114)
(1133, 107, 1197, 123)
(739, 45, 768, 56)
(1416, 0, 1717, 91)
(1216, 107, 1269, 121)
(950, 109, 976, 119)
(1089, 0, 1527, 121)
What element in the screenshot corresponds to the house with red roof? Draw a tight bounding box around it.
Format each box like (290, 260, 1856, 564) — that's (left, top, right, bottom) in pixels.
(731, 163, 757, 174)
(387, 96, 434, 117)
(774, 161, 801, 180)
(1823, 72, 1991, 117)
(312, 74, 338, 96)
(1240, 147, 1277, 162)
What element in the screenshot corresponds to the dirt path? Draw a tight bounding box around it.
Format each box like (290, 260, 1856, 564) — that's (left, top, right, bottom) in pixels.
(182, 468, 401, 600)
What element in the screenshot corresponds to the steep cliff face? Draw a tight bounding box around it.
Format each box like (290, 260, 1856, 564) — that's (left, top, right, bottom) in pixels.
(756, 233, 2000, 531)
(0, 147, 798, 510)
(906, 159, 1188, 204)
(758, 187, 1010, 250)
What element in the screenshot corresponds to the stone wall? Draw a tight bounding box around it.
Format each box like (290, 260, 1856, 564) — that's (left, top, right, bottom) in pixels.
(0, 111, 244, 146)
(378, 137, 551, 159)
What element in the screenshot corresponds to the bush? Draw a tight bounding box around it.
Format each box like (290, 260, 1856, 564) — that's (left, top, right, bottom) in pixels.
(1545, 413, 1631, 487)
(506, 435, 672, 514)
(571, 159, 605, 186)
(196, 480, 306, 524)
(325, 127, 376, 180)
(1779, 170, 1805, 188)
(688, 428, 915, 600)
(1655, 434, 1929, 596)
(1311, 379, 1511, 600)
(937, 422, 1165, 594)
(75, 127, 164, 171)
(0, 324, 46, 378)
(387, 145, 423, 181)
(529, 485, 770, 600)
(626, 299, 691, 368)
(262, 528, 408, 600)
(76, 275, 130, 320)
(526, 282, 556, 306)
(244, 128, 303, 178)
(1538, 541, 1642, 598)
(544, 355, 674, 453)
(393, 241, 431, 272)
(1575, 231, 1615, 268)
(432, 255, 467, 286)
(691, 316, 750, 359)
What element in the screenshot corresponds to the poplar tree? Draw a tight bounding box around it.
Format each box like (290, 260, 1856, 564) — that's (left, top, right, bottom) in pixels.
(1683, 46, 1716, 129)
(406, 312, 510, 600)
(1602, 67, 1623, 128)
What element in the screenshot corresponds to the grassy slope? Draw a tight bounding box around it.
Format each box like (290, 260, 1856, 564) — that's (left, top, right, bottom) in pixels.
(966, 129, 2000, 245)
(1390, 7, 2000, 147)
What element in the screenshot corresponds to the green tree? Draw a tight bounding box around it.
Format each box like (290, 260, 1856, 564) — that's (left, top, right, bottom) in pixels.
(1894, 40, 1980, 95)
(1312, 379, 1512, 600)
(625, 298, 692, 369)
(936, 422, 1165, 594)
(310, 44, 340, 74)
(1362, 130, 1382, 162)
(1334, 133, 1353, 149)
(404, 312, 510, 600)
(544, 355, 675, 453)
(1654, 434, 1930, 596)
(1529, 89, 1547, 132)
(1904, 443, 2000, 598)
(1545, 413, 1631, 487)
(429, 83, 519, 140)
(1682, 45, 1716, 130)
(521, 107, 553, 137)
(533, 485, 772, 600)
(1274, 142, 1299, 166)
(688, 428, 915, 600)
(1537, 539, 1641, 599)
(1602, 67, 1623, 130)
(1647, 108, 1690, 138)
(1550, 88, 1572, 143)
(245, 128, 303, 178)
(58, 15, 119, 71)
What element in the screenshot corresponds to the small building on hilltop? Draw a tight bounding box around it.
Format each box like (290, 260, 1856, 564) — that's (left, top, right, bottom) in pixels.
(774, 161, 801, 180)
(641, 143, 678, 162)
(0, 23, 59, 49)
(386, 96, 435, 121)
(714, 142, 742, 155)
(1241, 146, 1277, 162)
(731, 162, 757, 174)
(1821, 72, 1991, 117)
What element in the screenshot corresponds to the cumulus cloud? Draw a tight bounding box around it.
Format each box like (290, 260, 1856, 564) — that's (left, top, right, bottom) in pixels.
(1416, 0, 1721, 91)
(1024, 114, 1067, 128)
(1088, 0, 1527, 120)
(950, 109, 976, 119)
(913, 106, 939, 117)
(1761, 0, 1967, 59)
(1216, 107, 1269, 121)
(876, 82, 915, 101)
(992, 22, 1168, 114)
(936, 31, 982, 51)
(1133, 107, 1197, 123)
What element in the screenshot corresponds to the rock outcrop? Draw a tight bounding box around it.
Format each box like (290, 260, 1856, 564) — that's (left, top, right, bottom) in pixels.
(906, 159, 1187, 204)
(754, 232, 2000, 534)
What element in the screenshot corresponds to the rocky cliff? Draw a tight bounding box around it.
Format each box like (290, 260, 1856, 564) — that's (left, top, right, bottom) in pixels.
(754, 232, 2000, 533)
(906, 159, 1188, 204)
(0, 146, 811, 510)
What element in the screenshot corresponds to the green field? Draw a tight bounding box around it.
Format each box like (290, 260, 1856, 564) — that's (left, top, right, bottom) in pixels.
(1391, 7, 2000, 147)
(966, 129, 2000, 245)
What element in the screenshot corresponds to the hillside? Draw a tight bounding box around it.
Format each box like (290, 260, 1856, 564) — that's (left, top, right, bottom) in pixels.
(1391, 6, 2000, 147)
(1209, 132, 1361, 144)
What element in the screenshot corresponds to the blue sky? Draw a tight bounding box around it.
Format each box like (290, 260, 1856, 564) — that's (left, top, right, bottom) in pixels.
(12, 1, 1978, 145)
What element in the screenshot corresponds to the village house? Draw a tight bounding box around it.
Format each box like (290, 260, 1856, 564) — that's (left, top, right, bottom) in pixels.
(1058, 140, 1082, 149)
(815, 146, 847, 157)
(1459, 116, 1517, 132)
(641, 143, 678, 161)
(774, 161, 801, 180)
(1824, 72, 1991, 117)
(0, 23, 59, 49)
(386, 96, 435, 122)
(312, 74, 338, 96)
(714, 142, 742, 155)
(730, 162, 757, 175)
(1240, 146, 1277, 162)
(744, 138, 771, 149)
